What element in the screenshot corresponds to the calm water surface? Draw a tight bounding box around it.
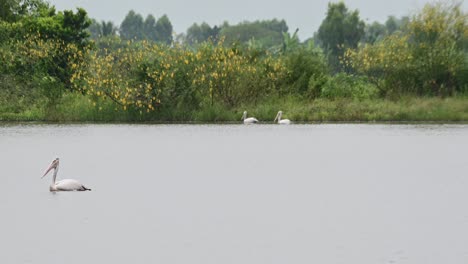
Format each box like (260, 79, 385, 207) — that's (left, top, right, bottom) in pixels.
(1, 124, 468, 264)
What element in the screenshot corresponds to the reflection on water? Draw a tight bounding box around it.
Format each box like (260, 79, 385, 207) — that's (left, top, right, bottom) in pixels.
(1, 124, 468, 264)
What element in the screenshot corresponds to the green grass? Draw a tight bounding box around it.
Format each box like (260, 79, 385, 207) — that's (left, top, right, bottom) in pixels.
(1, 92, 468, 123)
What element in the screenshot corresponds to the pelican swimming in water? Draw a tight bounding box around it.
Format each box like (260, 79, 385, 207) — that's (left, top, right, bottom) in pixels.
(41, 158, 91, 192)
(241, 111, 258, 124)
(274, 111, 291, 124)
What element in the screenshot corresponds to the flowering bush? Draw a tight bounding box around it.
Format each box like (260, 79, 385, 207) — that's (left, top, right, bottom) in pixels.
(343, 3, 468, 97)
(71, 38, 288, 112)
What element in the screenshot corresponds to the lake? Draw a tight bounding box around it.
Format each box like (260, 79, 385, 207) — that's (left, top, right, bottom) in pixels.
(1, 124, 467, 264)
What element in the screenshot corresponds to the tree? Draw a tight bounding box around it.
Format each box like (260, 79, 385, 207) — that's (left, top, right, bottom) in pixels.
(385, 16, 398, 34)
(281, 28, 300, 53)
(282, 41, 329, 97)
(88, 18, 101, 39)
(186, 22, 219, 45)
(60, 8, 91, 47)
(0, 0, 19, 22)
(345, 2, 468, 96)
(0, 0, 50, 22)
(143, 14, 157, 41)
(0, 1, 91, 107)
(101, 21, 116, 37)
(119, 10, 144, 40)
(221, 19, 288, 48)
(363, 21, 387, 44)
(155, 14, 173, 44)
(317, 2, 365, 72)
(385, 15, 409, 34)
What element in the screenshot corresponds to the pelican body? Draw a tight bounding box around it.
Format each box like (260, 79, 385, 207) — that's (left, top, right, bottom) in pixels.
(274, 111, 291, 124)
(242, 111, 258, 124)
(42, 158, 91, 192)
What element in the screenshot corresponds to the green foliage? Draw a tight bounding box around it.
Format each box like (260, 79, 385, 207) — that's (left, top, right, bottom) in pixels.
(119, 10, 144, 40)
(2, 7, 91, 49)
(0, 0, 50, 22)
(0, 0, 18, 22)
(321, 73, 378, 100)
(70, 39, 288, 114)
(0, 0, 90, 111)
(155, 15, 173, 44)
(363, 22, 387, 44)
(143, 14, 157, 41)
(2, 34, 87, 105)
(119, 10, 173, 44)
(185, 22, 220, 45)
(221, 19, 288, 48)
(362, 16, 409, 44)
(317, 2, 365, 72)
(0, 73, 45, 114)
(385, 15, 409, 35)
(281, 28, 300, 53)
(282, 44, 329, 97)
(16, 7, 91, 90)
(88, 19, 116, 39)
(346, 2, 468, 97)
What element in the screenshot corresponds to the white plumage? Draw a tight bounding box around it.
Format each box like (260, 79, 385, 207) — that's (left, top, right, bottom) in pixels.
(241, 111, 258, 124)
(41, 158, 91, 192)
(274, 111, 291, 124)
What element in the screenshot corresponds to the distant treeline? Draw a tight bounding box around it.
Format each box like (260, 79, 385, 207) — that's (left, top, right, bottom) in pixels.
(89, 9, 408, 50)
(0, 0, 467, 122)
(89, 12, 290, 49)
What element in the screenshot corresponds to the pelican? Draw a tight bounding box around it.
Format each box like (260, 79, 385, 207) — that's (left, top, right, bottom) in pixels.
(41, 158, 91, 192)
(274, 111, 291, 124)
(241, 111, 258, 124)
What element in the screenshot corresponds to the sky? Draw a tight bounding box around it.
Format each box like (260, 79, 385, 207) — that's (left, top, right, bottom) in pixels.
(48, 0, 467, 40)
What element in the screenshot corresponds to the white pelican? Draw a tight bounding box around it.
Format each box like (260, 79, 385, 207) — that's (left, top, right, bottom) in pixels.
(41, 158, 91, 192)
(274, 111, 291, 124)
(241, 111, 258, 124)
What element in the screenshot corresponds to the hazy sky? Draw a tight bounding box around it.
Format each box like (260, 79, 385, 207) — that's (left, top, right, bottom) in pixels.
(48, 0, 467, 40)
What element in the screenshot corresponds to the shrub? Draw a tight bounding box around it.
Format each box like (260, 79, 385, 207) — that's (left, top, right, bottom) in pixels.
(282, 46, 329, 97)
(344, 3, 468, 97)
(321, 73, 378, 100)
(71, 39, 288, 113)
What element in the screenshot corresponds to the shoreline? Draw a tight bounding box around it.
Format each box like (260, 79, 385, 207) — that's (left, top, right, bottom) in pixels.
(2, 95, 468, 124)
(1, 120, 468, 125)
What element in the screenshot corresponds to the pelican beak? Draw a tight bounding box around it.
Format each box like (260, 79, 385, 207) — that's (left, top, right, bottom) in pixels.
(42, 160, 57, 178)
(274, 113, 278, 122)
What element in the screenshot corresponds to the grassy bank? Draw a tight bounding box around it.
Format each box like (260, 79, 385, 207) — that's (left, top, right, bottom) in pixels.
(1, 93, 468, 123)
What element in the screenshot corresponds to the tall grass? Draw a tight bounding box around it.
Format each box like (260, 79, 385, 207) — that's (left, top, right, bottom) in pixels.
(1, 92, 468, 123)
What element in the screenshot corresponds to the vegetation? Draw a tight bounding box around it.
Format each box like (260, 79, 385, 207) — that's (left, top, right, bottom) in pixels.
(1, 0, 467, 123)
(316, 2, 365, 72)
(118, 11, 173, 44)
(343, 3, 468, 97)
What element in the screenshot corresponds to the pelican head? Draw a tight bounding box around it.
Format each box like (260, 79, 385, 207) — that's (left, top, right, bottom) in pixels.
(241, 111, 247, 121)
(42, 157, 60, 178)
(274, 111, 283, 122)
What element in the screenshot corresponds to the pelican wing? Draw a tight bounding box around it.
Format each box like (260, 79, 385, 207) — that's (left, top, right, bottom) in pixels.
(55, 179, 90, 191)
(244, 117, 258, 124)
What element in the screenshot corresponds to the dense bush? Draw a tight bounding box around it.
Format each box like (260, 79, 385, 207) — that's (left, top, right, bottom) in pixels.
(71, 38, 288, 113)
(1, 34, 86, 104)
(321, 73, 378, 100)
(282, 45, 329, 98)
(0, 2, 90, 111)
(344, 3, 468, 97)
